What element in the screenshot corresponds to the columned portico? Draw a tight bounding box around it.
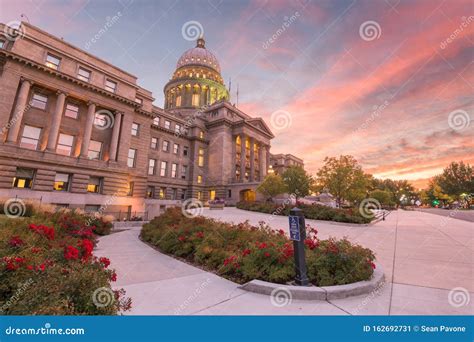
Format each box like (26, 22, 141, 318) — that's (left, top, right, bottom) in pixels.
(6, 78, 32, 143)
(249, 137, 255, 182)
(46, 91, 67, 151)
(80, 101, 96, 158)
(240, 134, 246, 182)
(109, 111, 122, 161)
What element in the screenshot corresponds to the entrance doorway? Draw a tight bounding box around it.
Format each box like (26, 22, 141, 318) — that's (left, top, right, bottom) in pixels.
(240, 189, 256, 202)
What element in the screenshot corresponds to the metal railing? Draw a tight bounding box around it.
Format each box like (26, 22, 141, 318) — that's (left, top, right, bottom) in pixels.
(103, 211, 149, 222)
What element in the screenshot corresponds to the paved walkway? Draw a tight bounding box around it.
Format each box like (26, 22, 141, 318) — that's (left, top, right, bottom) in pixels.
(416, 208, 474, 222)
(95, 209, 473, 315)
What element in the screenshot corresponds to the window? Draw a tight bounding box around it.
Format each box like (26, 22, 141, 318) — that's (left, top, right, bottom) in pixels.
(198, 148, 204, 167)
(84, 205, 100, 212)
(94, 112, 109, 128)
(87, 176, 102, 193)
(45, 53, 61, 70)
(173, 143, 179, 154)
(181, 165, 187, 180)
(197, 175, 202, 184)
(88, 140, 102, 160)
(127, 149, 137, 167)
(53, 173, 70, 191)
(164, 120, 171, 129)
(148, 159, 156, 175)
(181, 189, 186, 200)
(146, 186, 155, 198)
(105, 79, 117, 93)
(64, 103, 79, 119)
(209, 190, 216, 201)
(77, 67, 91, 82)
(12, 168, 35, 189)
(159, 187, 166, 199)
(160, 161, 167, 177)
(127, 182, 134, 196)
(192, 93, 199, 106)
(162, 140, 169, 152)
(171, 188, 177, 200)
(0, 40, 4, 48)
(199, 130, 204, 139)
(20, 125, 41, 150)
(171, 163, 178, 178)
(183, 146, 189, 156)
(197, 191, 202, 200)
(175, 124, 181, 134)
(176, 95, 182, 107)
(56, 133, 74, 156)
(131, 122, 139, 136)
(30, 93, 48, 110)
(153, 117, 160, 126)
(228, 189, 232, 198)
(135, 98, 143, 105)
(151, 137, 158, 149)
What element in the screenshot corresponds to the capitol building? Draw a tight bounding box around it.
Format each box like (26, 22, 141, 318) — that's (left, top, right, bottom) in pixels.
(0, 22, 303, 218)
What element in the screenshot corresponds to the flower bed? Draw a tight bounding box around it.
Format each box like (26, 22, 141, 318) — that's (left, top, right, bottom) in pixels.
(236, 201, 372, 224)
(141, 208, 376, 286)
(0, 209, 130, 315)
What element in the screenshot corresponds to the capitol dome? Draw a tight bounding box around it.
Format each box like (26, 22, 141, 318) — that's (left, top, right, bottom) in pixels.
(164, 37, 229, 110)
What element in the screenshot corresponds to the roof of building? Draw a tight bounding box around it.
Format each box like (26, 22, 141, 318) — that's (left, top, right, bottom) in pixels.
(176, 37, 221, 73)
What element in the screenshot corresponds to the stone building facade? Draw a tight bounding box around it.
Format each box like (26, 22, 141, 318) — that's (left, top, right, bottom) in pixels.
(269, 153, 305, 175)
(0, 22, 301, 217)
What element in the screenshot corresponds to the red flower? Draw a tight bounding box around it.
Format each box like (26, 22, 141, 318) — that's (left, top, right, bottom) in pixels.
(223, 255, 237, 266)
(9, 236, 24, 248)
(37, 263, 46, 272)
(277, 229, 285, 235)
(178, 236, 186, 242)
(29, 224, 55, 240)
(242, 249, 251, 257)
(99, 257, 111, 268)
(64, 245, 80, 260)
(264, 252, 271, 258)
(257, 242, 267, 249)
(79, 239, 94, 260)
(26, 265, 33, 270)
(304, 238, 319, 250)
(31, 247, 42, 254)
(110, 271, 117, 282)
(196, 232, 204, 239)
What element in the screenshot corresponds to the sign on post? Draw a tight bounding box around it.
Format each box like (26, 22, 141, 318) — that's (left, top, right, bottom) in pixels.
(288, 216, 300, 241)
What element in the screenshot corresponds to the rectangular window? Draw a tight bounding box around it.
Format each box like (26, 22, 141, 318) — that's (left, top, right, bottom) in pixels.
(151, 137, 158, 149)
(127, 149, 137, 167)
(53, 173, 70, 191)
(192, 93, 199, 106)
(209, 190, 216, 201)
(56, 133, 74, 156)
(127, 182, 134, 196)
(87, 176, 102, 193)
(153, 117, 160, 126)
(131, 122, 139, 136)
(183, 146, 189, 156)
(181, 189, 186, 200)
(199, 130, 204, 139)
(148, 159, 156, 175)
(181, 165, 187, 180)
(175, 124, 181, 134)
(12, 168, 35, 189)
(197, 175, 202, 184)
(135, 98, 143, 105)
(146, 186, 155, 198)
(173, 143, 179, 154)
(0, 40, 4, 49)
(159, 187, 166, 199)
(105, 79, 117, 93)
(171, 188, 177, 200)
(77, 67, 91, 82)
(30, 93, 48, 110)
(171, 163, 178, 178)
(162, 140, 169, 152)
(20, 125, 41, 150)
(164, 120, 171, 129)
(197, 191, 202, 201)
(88, 140, 102, 160)
(64, 103, 79, 119)
(198, 148, 204, 167)
(84, 205, 100, 212)
(160, 161, 167, 177)
(228, 189, 232, 198)
(45, 53, 61, 70)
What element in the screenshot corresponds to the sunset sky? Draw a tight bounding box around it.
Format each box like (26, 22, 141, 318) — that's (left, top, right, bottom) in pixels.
(1, 0, 473, 189)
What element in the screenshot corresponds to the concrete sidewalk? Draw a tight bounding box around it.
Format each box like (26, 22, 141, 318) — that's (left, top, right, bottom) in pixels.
(95, 209, 473, 315)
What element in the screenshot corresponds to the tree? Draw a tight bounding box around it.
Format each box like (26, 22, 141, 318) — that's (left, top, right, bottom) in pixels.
(256, 174, 287, 202)
(436, 161, 474, 202)
(315, 155, 369, 207)
(370, 189, 394, 206)
(281, 166, 313, 200)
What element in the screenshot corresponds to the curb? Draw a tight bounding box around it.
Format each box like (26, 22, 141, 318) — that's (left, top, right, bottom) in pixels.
(239, 263, 385, 301)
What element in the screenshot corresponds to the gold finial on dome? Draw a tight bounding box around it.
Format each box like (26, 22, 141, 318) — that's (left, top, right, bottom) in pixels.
(196, 35, 205, 48)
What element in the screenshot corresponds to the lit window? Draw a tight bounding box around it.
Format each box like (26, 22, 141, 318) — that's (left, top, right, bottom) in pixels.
(151, 137, 158, 149)
(105, 79, 117, 93)
(164, 120, 171, 129)
(162, 140, 169, 152)
(197, 191, 202, 200)
(159, 187, 166, 199)
(176, 95, 182, 106)
(87, 176, 102, 193)
(127, 182, 134, 196)
(12, 168, 35, 189)
(135, 98, 143, 105)
(182, 165, 187, 180)
(45, 53, 61, 70)
(197, 175, 202, 184)
(183, 146, 189, 156)
(192, 93, 199, 106)
(131, 122, 139, 136)
(94, 113, 108, 128)
(56, 133, 74, 156)
(88, 140, 102, 160)
(198, 148, 204, 167)
(148, 159, 156, 175)
(153, 117, 160, 126)
(175, 124, 181, 134)
(199, 130, 204, 139)
(64, 103, 79, 119)
(127, 149, 136, 167)
(146, 186, 155, 198)
(173, 143, 179, 154)
(20, 125, 41, 150)
(160, 161, 167, 177)
(0, 40, 5, 48)
(53, 173, 70, 191)
(209, 190, 216, 201)
(77, 67, 91, 82)
(30, 93, 48, 110)
(171, 163, 178, 178)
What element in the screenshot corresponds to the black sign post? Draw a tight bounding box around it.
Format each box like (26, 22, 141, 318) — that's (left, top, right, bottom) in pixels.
(288, 207, 309, 286)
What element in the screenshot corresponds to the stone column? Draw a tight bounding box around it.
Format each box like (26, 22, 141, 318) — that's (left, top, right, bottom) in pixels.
(7, 78, 33, 143)
(231, 135, 236, 182)
(80, 101, 96, 157)
(249, 137, 255, 182)
(46, 91, 67, 151)
(109, 111, 122, 161)
(240, 134, 246, 182)
(259, 144, 266, 180)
